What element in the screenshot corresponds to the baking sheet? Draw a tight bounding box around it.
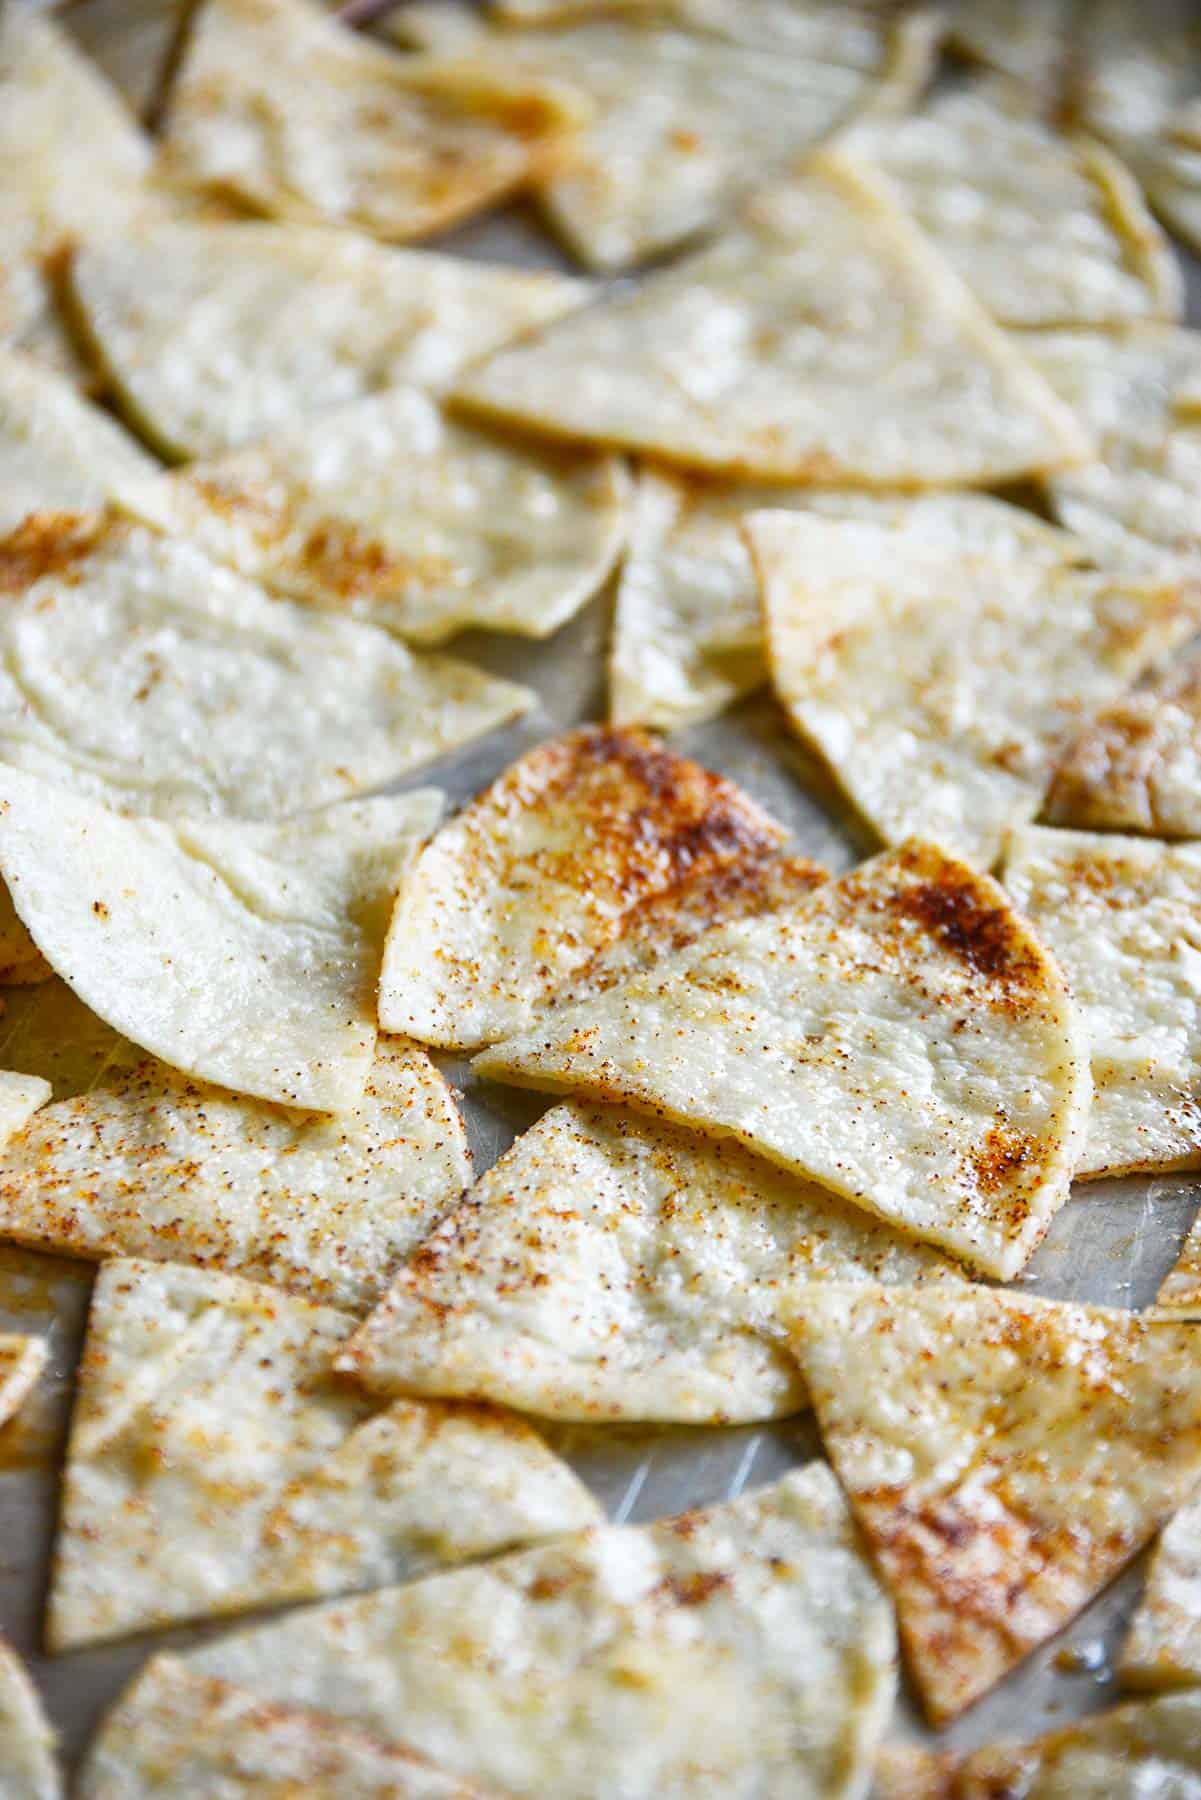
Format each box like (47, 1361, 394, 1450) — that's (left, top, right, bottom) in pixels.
(6, 6, 1201, 1777)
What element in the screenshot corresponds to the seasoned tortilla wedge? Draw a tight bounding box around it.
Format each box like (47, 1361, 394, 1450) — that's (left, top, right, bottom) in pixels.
(48, 1259, 598, 1648)
(476, 840, 1091, 1279)
(0, 349, 157, 536)
(789, 1282, 1201, 1723)
(453, 152, 1092, 485)
(83, 1467, 896, 1800)
(0, 1639, 58, 1800)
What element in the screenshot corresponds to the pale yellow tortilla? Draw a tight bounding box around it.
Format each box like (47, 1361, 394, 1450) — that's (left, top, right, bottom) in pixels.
(0, 1639, 59, 1800)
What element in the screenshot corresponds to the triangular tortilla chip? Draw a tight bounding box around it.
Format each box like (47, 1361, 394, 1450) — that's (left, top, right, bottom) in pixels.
(0, 1071, 50, 1145)
(0, 10, 153, 382)
(1003, 827, 1201, 1179)
(0, 518, 531, 817)
(85, 1467, 896, 1800)
(788, 1282, 1201, 1724)
(1044, 643, 1201, 837)
(0, 348, 158, 537)
(454, 151, 1091, 484)
(850, 83, 1180, 328)
(477, 840, 1091, 1278)
(379, 726, 794, 1050)
(0, 1332, 46, 1431)
(611, 475, 1087, 733)
(1153, 1210, 1201, 1318)
(750, 510, 1200, 868)
(0, 1640, 58, 1800)
(391, 6, 935, 270)
(68, 220, 589, 461)
(1025, 327, 1201, 568)
(79, 1659, 493, 1798)
(49, 1258, 599, 1648)
(0, 1027, 470, 1312)
(878, 1692, 1201, 1797)
(161, 0, 586, 241)
(127, 387, 628, 643)
(1120, 1491, 1201, 1689)
(340, 1099, 964, 1425)
(0, 771, 441, 1111)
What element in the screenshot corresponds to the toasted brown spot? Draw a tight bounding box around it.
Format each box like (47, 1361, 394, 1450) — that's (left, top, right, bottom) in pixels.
(893, 865, 1042, 995)
(0, 512, 103, 595)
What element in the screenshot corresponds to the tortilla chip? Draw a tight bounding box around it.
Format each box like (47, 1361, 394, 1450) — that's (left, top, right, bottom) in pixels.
(1003, 827, 1201, 1179)
(611, 475, 1087, 733)
(78, 1659, 492, 1798)
(477, 840, 1090, 1279)
(398, 6, 936, 270)
(1120, 1487, 1201, 1689)
(161, 0, 586, 242)
(0, 1071, 50, 1143)
(789, 1281, 1201, 1724)
(945, 0, 1073, 88)
(0, 518, 531, 818)
(340, 1099, 964, 1426)
(1024, 328, 1201, 568)
(49, 1257, 598, 1648)
(0, 1640, 58, 1800)
(0, 10, 152, 381)
(85, 1467, 897, 1800)
(127, 387, 628, 643)
(850, 83, 1181, 328)
(0, 348, 158, 537)
(68, 220, 589, 461)
(379, 726, 791, 1050)
(0, 1031, 471, 1312)
(0, 770, 441, 1111)
(750, 510, 1200, 868)
(453, 152, 1092, 484)
(0, 1331, 47, 1431)
(1043, 643, 1201, 838)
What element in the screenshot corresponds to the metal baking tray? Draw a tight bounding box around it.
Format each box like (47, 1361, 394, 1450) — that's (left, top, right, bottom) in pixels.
(6, 6, 1201, 1779)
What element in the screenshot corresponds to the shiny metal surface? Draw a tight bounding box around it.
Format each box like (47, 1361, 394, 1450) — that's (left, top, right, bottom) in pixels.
(5, 16, 1201, 1777)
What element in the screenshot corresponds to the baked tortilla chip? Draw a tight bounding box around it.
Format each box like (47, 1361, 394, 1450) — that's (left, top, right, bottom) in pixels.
(789, 1282, 1201, 1723)
(0, 10, 152, 381)
(611, 476, 1086, 733)
(49, 1258, 598, 1648)
(380, 726, 793, 1050)
(454, 152, 1091, 484)
(851, 83, 1180, 328)
(477, 840, 1090, 1279)
(341, 1100, 964, 1425)
(396, 6, 936, 270)
(1153, 1210, 1201, 1318)
(161, 0, 586, 241)
(0, 519, 531, 817)
(1025, 327, 1201, 568)
(68, 220, 589, 460)
(1044, 643, 1201, 837)
(0, 771, 441, 1111)
(79, 1659, 493, 1798)
(750, 510, 1200, 868)
(1120, 1492, 1201, 1689)
(0, 1071, 50, 1146)
(0, 1640, 58, 1800)
(1004, 827, 1201, 1179)
(85, 1467, 896, 1800)
(128, 387, 628, 643)
(0, 349, 157, 536)
(0, 1033, 470, 1313)
(0, 1332, 47, 1432)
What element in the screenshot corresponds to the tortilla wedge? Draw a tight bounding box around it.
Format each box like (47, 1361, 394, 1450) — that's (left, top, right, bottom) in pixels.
(77, 1659, 493, 1798)
(611, 477, 1087, 734)
(83, 1466, 896, 1800)
(0, 1640, 58, 1800)
(127, 387, 628, 643)
(453, 152, 1092, 485)
(340, 1099, 964, 1425)
(0, 770, 442, 1111)
(750, 509, 1201, 869)
(1003, 827, 1201, 1179)
(789, 1282, 1201, 1723)
(0, 518, 532, 818)
(380, 726, 797, 1051)
(68, 219, 589, 460)
(476, 840, 1091, 1279)
(161, 0, 588, 241)
(48, 1258, 598, 1648)
(0, 1028, 471, 1313)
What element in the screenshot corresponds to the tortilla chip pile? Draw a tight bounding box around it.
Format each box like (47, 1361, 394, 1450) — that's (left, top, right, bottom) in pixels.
(5, 0, 1201, 1792)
